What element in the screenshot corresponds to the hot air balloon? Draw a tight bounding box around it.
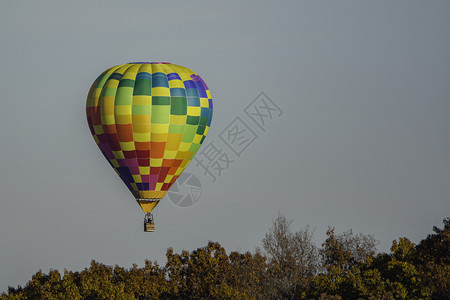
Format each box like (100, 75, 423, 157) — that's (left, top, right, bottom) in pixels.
(86, 62, 213, 231)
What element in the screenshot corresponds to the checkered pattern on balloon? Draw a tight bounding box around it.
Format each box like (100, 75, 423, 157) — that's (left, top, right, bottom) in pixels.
(86, 63, 213, 215)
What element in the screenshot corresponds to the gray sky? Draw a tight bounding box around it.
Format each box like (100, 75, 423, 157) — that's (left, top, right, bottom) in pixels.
(0, 0, 449, 291)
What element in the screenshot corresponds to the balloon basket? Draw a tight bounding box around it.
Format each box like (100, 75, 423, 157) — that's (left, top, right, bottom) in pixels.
(144, 213, 155, 232)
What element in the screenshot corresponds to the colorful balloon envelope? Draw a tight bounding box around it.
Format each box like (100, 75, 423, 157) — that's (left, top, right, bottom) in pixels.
(86, 62, 213, 225)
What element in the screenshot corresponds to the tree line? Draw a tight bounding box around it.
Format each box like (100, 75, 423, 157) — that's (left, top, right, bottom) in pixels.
(1, 214, 448, 299)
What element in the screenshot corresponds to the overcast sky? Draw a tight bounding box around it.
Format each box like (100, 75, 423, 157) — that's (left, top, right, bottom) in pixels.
(0, 0, 449, 291)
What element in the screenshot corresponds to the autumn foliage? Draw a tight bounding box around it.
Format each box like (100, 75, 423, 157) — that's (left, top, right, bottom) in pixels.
(1, 216, 448, 299)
